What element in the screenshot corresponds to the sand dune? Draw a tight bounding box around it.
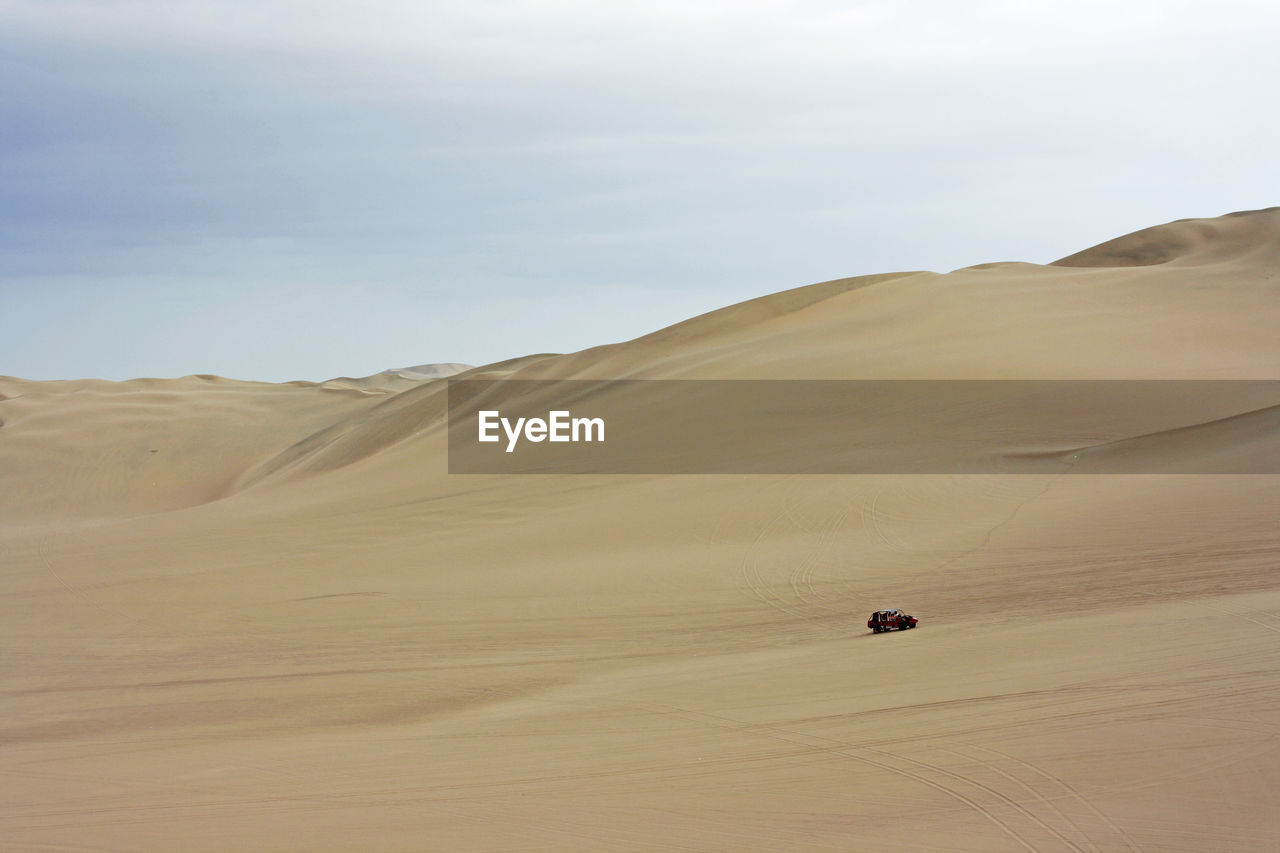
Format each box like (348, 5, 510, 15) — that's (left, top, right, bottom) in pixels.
(2, 209, 1278, 851)
(384, 362, 475, 380)
(320, 362, 475, 394)
(1052, 207, 1280, 268)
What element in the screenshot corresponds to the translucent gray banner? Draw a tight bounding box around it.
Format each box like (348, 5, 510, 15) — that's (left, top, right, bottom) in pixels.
(447, 380, 1280, 474)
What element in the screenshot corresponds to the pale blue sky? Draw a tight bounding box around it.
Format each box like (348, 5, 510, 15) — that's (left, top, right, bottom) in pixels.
(2, 1, 1276, 381)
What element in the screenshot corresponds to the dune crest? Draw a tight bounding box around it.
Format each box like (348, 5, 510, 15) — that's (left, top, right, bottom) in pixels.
(1051, 205, 1279, 267)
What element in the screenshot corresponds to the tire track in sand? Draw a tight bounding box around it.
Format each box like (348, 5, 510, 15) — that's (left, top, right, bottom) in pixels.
(962, 743, 1143, 853)
(635, 700, 1051, 853)
(865, 744, 1090, 853)
(736, 481, 841, 632)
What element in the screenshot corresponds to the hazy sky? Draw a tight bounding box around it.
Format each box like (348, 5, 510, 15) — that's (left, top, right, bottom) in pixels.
(3, 1, 1277, 382)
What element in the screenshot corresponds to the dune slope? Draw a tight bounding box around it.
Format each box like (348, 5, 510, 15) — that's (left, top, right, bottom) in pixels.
(2, 209, 1278, 852)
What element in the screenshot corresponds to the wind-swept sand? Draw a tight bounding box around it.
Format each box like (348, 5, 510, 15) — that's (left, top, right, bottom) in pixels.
(2, 209, 1278, 851)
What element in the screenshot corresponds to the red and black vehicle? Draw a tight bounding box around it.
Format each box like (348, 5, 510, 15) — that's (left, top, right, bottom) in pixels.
(867, 609, 918, 633)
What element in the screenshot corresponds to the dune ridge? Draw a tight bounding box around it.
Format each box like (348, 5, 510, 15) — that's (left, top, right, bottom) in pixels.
(1051, 205, 1280, 267)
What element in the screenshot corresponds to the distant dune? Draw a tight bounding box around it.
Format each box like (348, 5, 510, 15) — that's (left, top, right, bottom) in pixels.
(2, 209, 1277, 852)
(384, 362, 474, 380)
(1051, 206, 1280, 267)
(318, 362, 474, 394)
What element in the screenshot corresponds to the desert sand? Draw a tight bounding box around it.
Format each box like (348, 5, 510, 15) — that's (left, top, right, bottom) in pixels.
(2, 209, 1277, 851)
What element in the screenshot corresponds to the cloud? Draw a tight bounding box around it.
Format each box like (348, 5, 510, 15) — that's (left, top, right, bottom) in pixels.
(1, 1, 1277, 379)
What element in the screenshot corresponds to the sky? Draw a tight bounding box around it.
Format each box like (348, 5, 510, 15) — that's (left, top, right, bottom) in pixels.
(2, 0, 1277, 382)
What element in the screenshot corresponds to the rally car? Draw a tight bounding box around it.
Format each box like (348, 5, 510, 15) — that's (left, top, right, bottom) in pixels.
(867, 609, 918, 633)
